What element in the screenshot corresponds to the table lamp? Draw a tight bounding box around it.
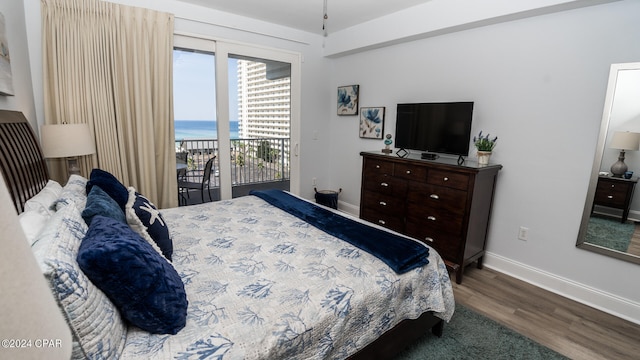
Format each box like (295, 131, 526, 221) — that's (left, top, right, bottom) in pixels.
(609, 131, 640, 177)
(41, 123, 96, 178)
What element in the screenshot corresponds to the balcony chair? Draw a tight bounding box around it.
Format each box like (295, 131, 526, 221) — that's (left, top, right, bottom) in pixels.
(178, 156, 216, 204)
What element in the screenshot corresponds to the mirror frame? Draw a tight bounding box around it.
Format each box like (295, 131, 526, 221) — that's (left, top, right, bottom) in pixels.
(577, 62, 640, 265)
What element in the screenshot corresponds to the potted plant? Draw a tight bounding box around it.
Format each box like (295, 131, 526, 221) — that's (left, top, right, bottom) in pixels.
(473, 131, 497, 165)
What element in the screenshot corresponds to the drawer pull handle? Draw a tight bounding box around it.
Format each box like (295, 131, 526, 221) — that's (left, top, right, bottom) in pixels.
(406, 170, 411, 174)
(379, 201, 387, 206)
(430, 194, 439, 199)
(443, 177, 449, 181)
(427, 216, 436, 221)
(376, 165, 381, 169)
(607, 195, 613, 199)
(424, 237, 434, 243)
(378, 220, 386, 225)
(380, 182, 389, 187)
(611, 185, 615, 188)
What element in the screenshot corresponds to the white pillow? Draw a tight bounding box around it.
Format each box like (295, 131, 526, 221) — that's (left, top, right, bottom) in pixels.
(23, 180, 63, 216)
(32, 202, 127, 359)
(18, 210, 49, 246)
(54, 175, 88, 212)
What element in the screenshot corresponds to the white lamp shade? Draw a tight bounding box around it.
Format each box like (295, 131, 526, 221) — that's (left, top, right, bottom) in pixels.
(610, 131, 640, 151)
(0, 176, 72, 359)
(40, 123, 96, 158)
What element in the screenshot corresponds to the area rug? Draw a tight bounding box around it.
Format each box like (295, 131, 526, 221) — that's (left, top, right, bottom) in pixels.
(396, 304, 568, 360)
(584, 214, 634, 252)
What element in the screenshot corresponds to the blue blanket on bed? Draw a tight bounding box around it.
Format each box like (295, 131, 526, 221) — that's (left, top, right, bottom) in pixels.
(250, 189, 429, 274)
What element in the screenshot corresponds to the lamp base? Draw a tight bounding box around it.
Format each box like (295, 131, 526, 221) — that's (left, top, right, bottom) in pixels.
(65, 157, 81, 178)
(610, 150, 628, 178)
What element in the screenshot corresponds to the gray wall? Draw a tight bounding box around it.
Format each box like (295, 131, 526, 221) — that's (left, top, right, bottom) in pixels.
(0, 1, 37, 131)
(327, 1, 640, 321)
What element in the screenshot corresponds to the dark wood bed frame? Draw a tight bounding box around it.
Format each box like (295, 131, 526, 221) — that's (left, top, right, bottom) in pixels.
(0, 109, 444, 359)
(0, 110, 49, 214)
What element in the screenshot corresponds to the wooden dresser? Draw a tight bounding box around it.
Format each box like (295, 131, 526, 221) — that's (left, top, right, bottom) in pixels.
(359, 151, 502, 283)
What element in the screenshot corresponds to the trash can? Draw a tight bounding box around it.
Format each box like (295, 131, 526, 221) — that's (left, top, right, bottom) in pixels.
(314, 188, 341, 209)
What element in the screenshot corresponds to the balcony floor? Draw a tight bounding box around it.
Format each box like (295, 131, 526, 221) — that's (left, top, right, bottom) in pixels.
(178, 181, 290, 206)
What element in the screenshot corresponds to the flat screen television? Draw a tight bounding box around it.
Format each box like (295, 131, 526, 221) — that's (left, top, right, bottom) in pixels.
(395, 102, 474, 159)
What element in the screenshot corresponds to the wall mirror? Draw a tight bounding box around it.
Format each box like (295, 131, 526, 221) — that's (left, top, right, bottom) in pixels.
(578, 62, 640, 264)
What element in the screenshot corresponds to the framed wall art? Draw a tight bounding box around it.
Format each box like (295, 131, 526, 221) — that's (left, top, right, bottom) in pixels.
(0, 13, 14, 96)
(359, 107, 385, 139)
(337, 85, 359, 115)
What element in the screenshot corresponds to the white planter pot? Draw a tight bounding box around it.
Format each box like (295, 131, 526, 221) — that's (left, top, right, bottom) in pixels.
(477, 151, 492, 165)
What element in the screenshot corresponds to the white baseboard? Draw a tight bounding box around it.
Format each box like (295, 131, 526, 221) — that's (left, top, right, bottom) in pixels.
(484, 252, 640, 325)
(338, 200, 359, 216)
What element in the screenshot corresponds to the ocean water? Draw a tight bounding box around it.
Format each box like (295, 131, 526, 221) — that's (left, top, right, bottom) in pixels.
(175, 120, 239, 140)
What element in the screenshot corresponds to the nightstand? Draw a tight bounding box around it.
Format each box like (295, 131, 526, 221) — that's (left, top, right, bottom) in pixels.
(593, 175, 638, 223)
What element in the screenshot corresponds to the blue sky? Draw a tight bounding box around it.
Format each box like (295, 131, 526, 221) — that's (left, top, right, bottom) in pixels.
(173, 49, 238, 121)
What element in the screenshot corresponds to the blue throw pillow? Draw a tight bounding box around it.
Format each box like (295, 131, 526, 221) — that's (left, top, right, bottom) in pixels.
(86, 169, 129, 211)
(125, 189, 173, 261)
(81, 185, 126, 226)
(77, 216, 187, 335)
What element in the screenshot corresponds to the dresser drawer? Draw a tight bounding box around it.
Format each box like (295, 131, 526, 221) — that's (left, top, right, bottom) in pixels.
(407, 183, 467, 215)
(361, 208, 404, 233)
(363, 158, 394, 176)
(362, 175, 407, 196)
(404, 223, 462, 261)
(394, 163, 427, 182)
(405, 203, 464, 235)
(427, 170, 469, 190)
(362, 190, 406, 214)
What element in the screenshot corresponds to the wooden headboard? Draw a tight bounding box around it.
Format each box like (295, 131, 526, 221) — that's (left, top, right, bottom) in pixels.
(0, 110, 49, 213)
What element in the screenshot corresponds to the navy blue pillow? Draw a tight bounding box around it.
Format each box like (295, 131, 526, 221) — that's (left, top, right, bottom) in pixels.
(77, 216, 187, 335)
(86, 169, 129, 211)
(129, 191, 173, 261)
(81, 185, 126, 226)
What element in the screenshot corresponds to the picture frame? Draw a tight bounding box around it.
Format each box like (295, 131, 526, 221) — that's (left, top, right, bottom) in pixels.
(337, 85, 359, 115)
(0, 13, 15, 96)
(359, 107, 385, 139)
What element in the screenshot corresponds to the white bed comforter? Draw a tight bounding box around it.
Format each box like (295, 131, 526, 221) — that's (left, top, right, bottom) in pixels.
(120, 195, 454, 359)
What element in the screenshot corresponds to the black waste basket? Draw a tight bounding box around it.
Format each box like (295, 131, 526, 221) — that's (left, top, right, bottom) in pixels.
(314, 188, 341, 209)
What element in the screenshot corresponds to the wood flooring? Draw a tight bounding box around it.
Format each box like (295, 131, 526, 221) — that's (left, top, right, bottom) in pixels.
(452, 266, 640, 360)
(628, 224, 640, 256)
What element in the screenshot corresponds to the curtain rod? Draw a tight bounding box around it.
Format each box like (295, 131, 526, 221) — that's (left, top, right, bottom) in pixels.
(174, 16, 311, 45)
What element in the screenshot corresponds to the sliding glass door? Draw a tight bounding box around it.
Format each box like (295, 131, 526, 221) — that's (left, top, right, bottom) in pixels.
(173, 35, 300, 202)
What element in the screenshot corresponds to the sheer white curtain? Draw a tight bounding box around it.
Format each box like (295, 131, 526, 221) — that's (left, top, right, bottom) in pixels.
(42, 0, 177, 208)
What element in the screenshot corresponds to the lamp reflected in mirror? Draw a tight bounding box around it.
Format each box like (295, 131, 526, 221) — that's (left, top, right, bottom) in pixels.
(609, 131, 640, 177)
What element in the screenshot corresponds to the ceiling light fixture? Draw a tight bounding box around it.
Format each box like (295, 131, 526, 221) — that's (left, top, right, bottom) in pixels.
(323, 0, 328, 37)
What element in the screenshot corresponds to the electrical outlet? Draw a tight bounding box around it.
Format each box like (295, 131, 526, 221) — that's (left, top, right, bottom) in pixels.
(518, 226, 529, 241)
(312, 177, 317, 186)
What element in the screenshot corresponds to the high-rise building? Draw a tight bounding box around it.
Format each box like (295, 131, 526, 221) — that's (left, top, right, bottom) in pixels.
(236, 60, 290, 140)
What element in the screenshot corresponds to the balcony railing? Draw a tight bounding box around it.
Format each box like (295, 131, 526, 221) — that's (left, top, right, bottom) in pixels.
(175, 138, 291, 189)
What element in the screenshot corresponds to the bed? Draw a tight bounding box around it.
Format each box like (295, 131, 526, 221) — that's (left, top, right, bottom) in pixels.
(0, 110, 455, 359)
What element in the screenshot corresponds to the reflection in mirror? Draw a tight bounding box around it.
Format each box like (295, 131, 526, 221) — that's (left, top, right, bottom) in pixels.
(578, 62, 640, 264)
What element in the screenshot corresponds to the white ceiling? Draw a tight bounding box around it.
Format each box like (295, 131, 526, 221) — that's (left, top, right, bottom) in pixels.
(175, 0, 432, 35)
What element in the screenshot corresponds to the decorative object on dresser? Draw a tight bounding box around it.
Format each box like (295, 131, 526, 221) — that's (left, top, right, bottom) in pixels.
(382, 134, 393, 154)
(608, 131, 640, 177)
(473, 131, 497, 166)
(592, 175, 638, 223)
(360, 151, 502, 283)
(40, 123, 96, 178)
